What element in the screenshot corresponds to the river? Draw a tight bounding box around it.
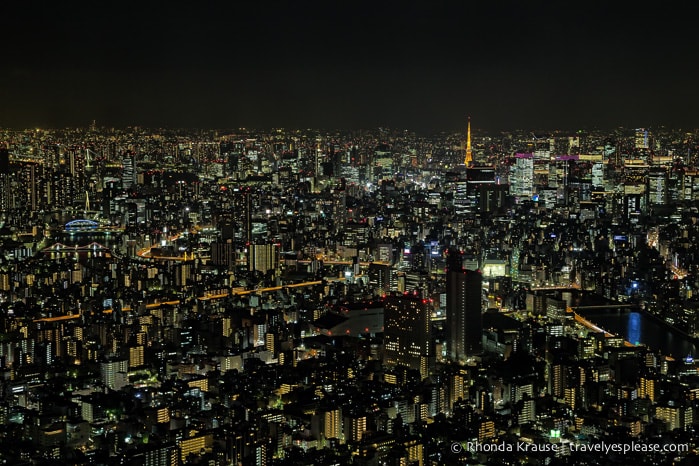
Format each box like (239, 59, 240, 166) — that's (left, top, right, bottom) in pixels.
(576, 307, 698, 359)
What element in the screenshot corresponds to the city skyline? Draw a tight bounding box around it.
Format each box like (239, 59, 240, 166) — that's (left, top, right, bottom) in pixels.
(0, 123, 698, 464)
(3, 1, 699, 133)
(3, 2, 699, 463)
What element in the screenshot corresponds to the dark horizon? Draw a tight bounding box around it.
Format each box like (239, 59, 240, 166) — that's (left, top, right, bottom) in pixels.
(3, 1, 698, 134)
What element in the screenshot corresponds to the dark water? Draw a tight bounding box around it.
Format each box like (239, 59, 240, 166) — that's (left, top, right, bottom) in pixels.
(60, 231, 121, 248)
(577, 308, 698, 358)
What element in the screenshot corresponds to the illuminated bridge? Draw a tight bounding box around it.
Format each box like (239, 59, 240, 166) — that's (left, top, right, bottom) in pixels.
(65, 219, 99, 231)
(63, 219, 124, 233)
(35, 280, 329, 322)
(567, 306, 636, 347)
(41, 242, 113, 258)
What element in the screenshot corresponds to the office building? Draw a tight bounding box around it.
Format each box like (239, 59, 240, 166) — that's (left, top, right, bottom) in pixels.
(446, 249, 483, 361)
(384, 294, 432, 379)
(248, 242, 279, 274)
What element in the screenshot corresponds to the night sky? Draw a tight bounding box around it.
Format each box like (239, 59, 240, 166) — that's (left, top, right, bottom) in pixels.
(3, 1, 698, 134)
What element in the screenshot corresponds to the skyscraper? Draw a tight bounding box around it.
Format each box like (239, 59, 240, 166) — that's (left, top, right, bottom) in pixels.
(648, 167, 668, 205)
(511, 153, 534, 202)
(0, 148, 9, 175)
(122, 152, 135, 189)
(446, 249, 483, 362)
(233, 188, 253, 242)
(0, 149, 10, 212)
(635, 128, 650, 150)
(384, 294, 432, 379)
(249, 242, 279, 275)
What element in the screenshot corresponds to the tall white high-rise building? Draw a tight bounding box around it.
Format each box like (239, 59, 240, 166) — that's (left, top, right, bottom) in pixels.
(648, 168, 668, 205)
(592, 162, 605, 187)
(511, 154, 534, 202)
(635, 128, 650, 150)
(122, 154, 135, 189)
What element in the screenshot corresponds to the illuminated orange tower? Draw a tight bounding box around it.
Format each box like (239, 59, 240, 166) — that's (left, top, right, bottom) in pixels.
(464, 116, 473, 166)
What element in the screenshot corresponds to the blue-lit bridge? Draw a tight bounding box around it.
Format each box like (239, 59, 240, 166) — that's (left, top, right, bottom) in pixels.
(63, 219, 124, 234)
